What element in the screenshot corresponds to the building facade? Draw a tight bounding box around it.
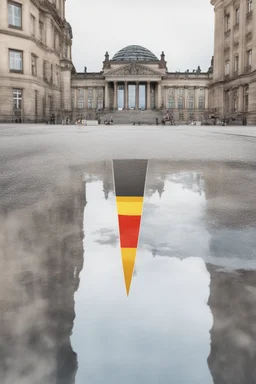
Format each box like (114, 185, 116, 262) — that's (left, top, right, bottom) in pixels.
(210, 0, 256, 125)
(71, 48, 212, 124)
(0, 0, 255, 124)
(0, 0, 73, 123)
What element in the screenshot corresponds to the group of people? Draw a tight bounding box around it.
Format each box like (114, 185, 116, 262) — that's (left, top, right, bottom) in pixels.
(104, 116, 114, 125)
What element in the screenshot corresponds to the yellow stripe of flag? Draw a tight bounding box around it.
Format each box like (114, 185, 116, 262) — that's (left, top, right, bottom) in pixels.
(116, 200, 143, 216)
(121, 248, 137, 295)
(116, 196, 143, 203)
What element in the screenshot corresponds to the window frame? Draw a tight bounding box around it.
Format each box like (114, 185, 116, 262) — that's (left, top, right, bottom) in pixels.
(247, 49, 252, 66)
(234, 55, 239, 72)
(8, 1, 22, 29)
(30, 14, 36, 36)
(225, 60, 230, 75)
(31, 54, 37, 77)
(13, 88, 22, 110)
(247, 0, 252, 13)
(9, 49, 23, 73)
(225, 13, 230, 32)
(235, 7, 240, 24)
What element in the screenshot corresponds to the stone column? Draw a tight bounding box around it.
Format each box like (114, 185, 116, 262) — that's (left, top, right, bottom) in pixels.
(205, 87, 209, 110)
(184, 87, 188, 109)
(174, 86, 177, 109)
(239, 0, 246, 74)
(104, 82, 109, 109)
(113, 81, 117, 109)
(213, 1, 225, 81)
(124, 82, 128, 109)
(238, 85, 244, 111)
(229, 90, 233, 113)
(147, 81, 151, 109)
(194, 87, 198, 109)
(157, 83, 162, 109)
(136, 82, 139, 109)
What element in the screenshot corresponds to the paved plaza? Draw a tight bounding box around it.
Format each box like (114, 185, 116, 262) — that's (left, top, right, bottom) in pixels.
(1, 124, 256, 383)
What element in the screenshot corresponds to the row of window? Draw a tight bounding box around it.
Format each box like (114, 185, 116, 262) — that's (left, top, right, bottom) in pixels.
(76, 97, 104, 109)
(224, 49, 252, 75)
(9, 49, 60, 85)
(224, 91, 249, 112)
(77, 88, 104, 97)
(8, 1, 68, 56)
(168, 88, 205, 96)
(225, 0, 252, 31)
(8, 0, 62, 29)
(168, 96, 205, 109)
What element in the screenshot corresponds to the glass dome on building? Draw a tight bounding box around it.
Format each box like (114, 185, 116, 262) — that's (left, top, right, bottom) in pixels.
(112, 45, 159, 62)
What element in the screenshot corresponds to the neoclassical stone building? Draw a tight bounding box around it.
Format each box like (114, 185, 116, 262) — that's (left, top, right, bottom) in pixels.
(0, 0, 73, 123)
(210, 0, 256, 125)
(0, 0, 255, 124)
(71, 47, 212, 124)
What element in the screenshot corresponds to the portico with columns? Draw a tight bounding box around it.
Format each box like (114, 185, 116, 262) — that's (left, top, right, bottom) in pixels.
(71, 44, 211, 123)
(104, 79, 162, 110)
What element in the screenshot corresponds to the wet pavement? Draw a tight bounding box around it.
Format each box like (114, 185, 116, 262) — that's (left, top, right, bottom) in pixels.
(1, 124, 256, 383)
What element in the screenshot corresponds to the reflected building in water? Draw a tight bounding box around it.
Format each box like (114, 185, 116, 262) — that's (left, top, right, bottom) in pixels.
(0, 169, 86, 383)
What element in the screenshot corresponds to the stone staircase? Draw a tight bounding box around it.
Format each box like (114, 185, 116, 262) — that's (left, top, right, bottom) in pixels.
(100, 110, 163, 125)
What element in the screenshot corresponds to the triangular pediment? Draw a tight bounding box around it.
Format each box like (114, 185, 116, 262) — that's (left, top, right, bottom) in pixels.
(106, 62, 162, 77)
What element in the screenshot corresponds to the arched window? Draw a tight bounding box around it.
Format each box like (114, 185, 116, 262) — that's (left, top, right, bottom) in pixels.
(178, 96, 184, 109)
(198, 96, 205, 109)
(168, 96, 175, 109)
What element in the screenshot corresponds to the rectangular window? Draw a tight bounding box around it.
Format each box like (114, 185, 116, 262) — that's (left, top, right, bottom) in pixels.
(35, 90, 38, 117)
(225, 60, 230, 75)
(199, 97, 205, 109)
(245, 94, 249, 111)
(78, 97, 84, 109)
(31, 54, 37, 76)
(78, 88, 84, 97)
(225, 14, 230, 31)
(247, 49, 252, 66)
(235, 7, 240, 24)
(188, 97, 194, 109)
(168, 97, 175, 109)
(248, 0, 252, 13)
(39, 21, 44, 43)
(88, 98, 93, 108)
(9, 49, 23, 72)
(8, 1, 22, 28)
(56, 65, 60, 86)
(30, 14, 36, 36)
(178, 97, 184, 109)
(234, 55, 239, 72)
(233, 91, 238, 111)
(179, 113, 183, 121)
(97, 99, 103, 109)
(13, 88, 22, 109)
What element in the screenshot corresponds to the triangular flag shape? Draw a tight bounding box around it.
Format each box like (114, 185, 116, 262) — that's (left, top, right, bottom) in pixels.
(113, 160, 148, 295)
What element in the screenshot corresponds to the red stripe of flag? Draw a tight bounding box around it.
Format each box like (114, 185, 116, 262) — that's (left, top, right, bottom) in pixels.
(118, 215, 141, 248)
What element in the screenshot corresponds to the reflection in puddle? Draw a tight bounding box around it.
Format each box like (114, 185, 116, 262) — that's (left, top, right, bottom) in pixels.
(71, 169, 214, 383)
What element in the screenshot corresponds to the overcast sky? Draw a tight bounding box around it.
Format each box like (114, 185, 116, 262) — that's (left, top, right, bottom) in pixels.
(66, 0, 214, 73)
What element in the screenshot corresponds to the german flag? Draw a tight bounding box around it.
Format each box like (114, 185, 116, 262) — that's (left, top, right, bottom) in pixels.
(113, 160, 148, 296)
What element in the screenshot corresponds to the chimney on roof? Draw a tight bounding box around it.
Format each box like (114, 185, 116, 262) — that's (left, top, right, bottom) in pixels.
(84, 66, 87, 73)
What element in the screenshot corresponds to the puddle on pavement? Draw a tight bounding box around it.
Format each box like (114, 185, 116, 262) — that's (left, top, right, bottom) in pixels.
(2, 161, 256, 384)
(72, 168, 213, 383)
